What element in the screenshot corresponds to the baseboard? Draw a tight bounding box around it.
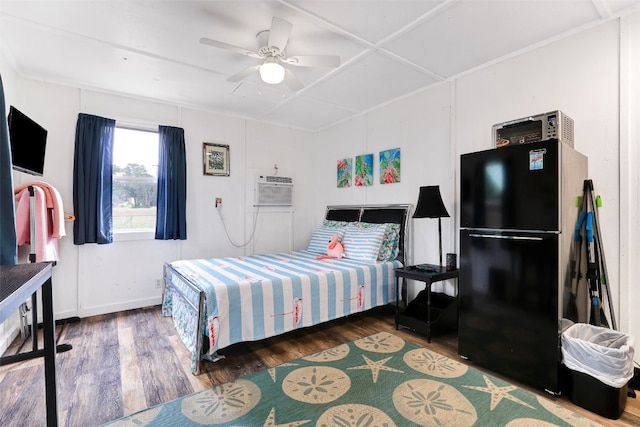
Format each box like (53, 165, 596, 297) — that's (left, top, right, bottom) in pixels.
(0, 325, 21, 356)
(55, 296, 163, 320)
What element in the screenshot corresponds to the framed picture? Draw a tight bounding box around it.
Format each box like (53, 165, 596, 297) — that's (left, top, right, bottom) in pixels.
(379, 148, 401, 184)
(355, 153, 373, 186)
(203, 143, 230, 176)
(337, 158, 352, 188)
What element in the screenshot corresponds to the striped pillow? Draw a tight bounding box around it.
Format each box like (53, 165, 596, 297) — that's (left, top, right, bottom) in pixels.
(307, 226, 344, 254)
(342, 223, 386, 262)
(347, 222, 401, 261)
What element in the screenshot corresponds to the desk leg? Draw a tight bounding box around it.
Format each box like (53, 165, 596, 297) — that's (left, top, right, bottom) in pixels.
(394, 276, 399, 330)
(41, 278, 58, 427)
(31, 293, 38, 350)
(426, 281, 432, 343)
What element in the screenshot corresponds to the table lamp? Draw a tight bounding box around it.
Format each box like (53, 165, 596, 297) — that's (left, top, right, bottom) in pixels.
(413, 185, 450, 268)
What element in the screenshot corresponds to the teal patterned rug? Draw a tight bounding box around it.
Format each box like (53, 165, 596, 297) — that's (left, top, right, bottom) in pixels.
(104, 331, 603, 426)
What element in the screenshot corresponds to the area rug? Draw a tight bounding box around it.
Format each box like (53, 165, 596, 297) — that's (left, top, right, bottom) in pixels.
(104, 331, 603, 426)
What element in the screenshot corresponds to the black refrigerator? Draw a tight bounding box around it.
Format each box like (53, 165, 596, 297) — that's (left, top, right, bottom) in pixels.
(459, 139, 587, 394)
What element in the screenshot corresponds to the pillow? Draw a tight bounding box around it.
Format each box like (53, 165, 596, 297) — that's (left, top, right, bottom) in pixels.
(342, 223, 386, 262)
(377, 223, 401, 261)
(349, 222, 401, 261)
(307, 226, 344, 254)
(322, 219, 352, 228)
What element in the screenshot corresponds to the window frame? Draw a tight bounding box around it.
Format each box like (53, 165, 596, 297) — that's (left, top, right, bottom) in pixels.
(112, 123, 159, 240)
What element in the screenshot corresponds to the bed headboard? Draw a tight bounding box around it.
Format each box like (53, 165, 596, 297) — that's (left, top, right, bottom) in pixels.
(324, 204, 412, 265)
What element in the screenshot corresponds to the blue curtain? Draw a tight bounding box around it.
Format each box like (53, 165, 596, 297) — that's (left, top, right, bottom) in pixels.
(155, 125, 187, 240)
(73, 113, 115, 244)
(0, 74, 17, 265)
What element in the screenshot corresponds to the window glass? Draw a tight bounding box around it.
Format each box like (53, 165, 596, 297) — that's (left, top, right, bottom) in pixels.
(112, 127, 158, 232)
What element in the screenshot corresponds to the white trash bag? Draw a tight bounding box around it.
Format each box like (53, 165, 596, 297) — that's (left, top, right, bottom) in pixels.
(561, 323, 635, 389)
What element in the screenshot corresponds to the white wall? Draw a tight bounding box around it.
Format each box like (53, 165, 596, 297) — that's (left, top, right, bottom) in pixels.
(1, 77, 313, 327)
(620, 12, 640, 352)
(456, 17, 638, 342)
(2, 13, 638, 364)
(314, 16, 639, 361)
(454, 17, 632, 327)
(312, 83, 455, 267)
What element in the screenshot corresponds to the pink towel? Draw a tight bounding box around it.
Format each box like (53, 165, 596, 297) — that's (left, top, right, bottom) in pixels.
(15, 186, 59, 262)
(13, 181, 65, 238)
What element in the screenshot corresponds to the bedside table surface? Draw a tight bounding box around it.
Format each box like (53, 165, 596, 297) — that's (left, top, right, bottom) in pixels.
(395, 265, 459, 282)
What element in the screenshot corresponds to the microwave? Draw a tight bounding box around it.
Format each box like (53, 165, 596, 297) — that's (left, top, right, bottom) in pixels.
(492, 111, 574, 148)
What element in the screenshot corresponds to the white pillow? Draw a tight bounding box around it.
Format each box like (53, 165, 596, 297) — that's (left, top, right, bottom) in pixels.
(307, 226, 344, 254)
(342, 223, 386, 262)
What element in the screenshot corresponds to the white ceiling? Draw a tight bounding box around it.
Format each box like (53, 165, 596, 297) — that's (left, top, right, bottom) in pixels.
(1, 0, 639, 132)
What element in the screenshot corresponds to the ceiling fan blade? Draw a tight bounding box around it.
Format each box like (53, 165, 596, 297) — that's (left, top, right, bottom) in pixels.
(199, 37, 260, 58)
(284, 69, 304, 91)
(227, 65, 260, 82)
(268, 17, 292, 51)
(282, 55, 341, 68)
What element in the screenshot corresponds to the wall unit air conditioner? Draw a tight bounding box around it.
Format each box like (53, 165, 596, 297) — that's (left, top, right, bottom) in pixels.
(254, 175, 293, 206)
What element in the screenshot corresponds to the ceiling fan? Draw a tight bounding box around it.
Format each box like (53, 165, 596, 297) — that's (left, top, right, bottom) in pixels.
(200, 16, 341, 91)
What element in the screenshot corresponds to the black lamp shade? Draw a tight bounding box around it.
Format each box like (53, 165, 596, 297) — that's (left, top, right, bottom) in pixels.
(413, 186, 450, 219)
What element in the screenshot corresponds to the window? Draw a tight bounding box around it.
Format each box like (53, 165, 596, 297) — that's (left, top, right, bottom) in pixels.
(112, 126, 159, 233)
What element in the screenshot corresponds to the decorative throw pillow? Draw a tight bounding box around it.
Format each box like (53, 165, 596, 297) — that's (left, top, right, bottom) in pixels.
(322, 219, 351, 228)
(342, 223, 386, 262)
(349, 222, 400, 261)
(307, 226, 344, 254)
(377, 223, 401, 261)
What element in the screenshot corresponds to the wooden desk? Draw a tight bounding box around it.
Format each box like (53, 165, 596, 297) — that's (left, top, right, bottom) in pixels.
(0, 263, 58, 427)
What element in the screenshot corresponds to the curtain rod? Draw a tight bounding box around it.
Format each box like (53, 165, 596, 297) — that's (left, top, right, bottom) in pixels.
(115, 121, 158, 133)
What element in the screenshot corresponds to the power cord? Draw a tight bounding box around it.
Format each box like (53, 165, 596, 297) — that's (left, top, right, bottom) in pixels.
(216, 206, 261, 248)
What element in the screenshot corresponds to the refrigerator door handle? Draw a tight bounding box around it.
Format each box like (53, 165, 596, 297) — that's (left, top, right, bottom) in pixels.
(468, 233, 543, 241)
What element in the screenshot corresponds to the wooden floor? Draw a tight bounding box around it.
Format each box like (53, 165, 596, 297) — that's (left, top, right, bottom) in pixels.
(0, 305, 638, 427)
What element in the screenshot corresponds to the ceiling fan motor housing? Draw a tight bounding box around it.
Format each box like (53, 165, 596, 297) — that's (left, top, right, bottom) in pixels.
(256, 30, 284, 58)
(200, 16, 339, 90)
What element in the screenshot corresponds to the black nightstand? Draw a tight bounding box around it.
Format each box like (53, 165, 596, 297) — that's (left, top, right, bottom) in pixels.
(395, 265, 459, 342)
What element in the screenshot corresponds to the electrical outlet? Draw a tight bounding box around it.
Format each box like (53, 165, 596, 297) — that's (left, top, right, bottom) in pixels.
(215, 197, 222, 208)
(155, 279, 163, 288)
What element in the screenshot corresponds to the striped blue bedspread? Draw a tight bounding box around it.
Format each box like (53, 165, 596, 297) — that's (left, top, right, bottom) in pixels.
(166, 250, 401, 359)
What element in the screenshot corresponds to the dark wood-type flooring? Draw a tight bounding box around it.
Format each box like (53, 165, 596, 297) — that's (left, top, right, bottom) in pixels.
(1, 305, 638, 427)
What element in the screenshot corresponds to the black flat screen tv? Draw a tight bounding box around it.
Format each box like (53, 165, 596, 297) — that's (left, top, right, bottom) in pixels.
(8, 105, 48, 176)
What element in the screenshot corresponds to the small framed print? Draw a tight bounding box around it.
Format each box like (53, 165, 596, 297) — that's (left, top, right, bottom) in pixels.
(355, 153, 373, 186)
(203, 143, 230, 176)
(337, 158, 352, 188)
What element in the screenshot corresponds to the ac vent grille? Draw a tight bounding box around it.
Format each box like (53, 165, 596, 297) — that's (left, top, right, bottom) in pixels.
(264, 175, 292, 184)
(255, 176, 293, 206)
(562, 115, 574, 145)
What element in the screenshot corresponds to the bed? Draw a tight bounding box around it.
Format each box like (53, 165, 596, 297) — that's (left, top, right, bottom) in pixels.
(162, 204, 411, 374)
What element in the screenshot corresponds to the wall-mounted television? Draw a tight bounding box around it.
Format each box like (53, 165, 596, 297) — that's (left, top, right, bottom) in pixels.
(8, 105, 48, 176)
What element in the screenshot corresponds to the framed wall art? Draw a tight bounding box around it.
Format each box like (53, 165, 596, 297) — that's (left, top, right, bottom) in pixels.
(203, 142, 230, 176)
(379, 148, 401, 184)
(355, 153, 373, 186)
(337, 158, 352, 188)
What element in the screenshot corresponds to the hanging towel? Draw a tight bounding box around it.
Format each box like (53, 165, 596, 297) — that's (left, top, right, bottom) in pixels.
(15, 185, 59, 262)
(14, 181, 66, 238)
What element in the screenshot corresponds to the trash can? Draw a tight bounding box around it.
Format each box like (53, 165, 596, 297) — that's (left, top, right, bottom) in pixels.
(561, 323, 635, 419)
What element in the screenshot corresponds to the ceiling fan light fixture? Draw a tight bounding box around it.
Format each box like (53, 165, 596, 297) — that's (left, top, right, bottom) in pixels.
(259, 57, 285, 85)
